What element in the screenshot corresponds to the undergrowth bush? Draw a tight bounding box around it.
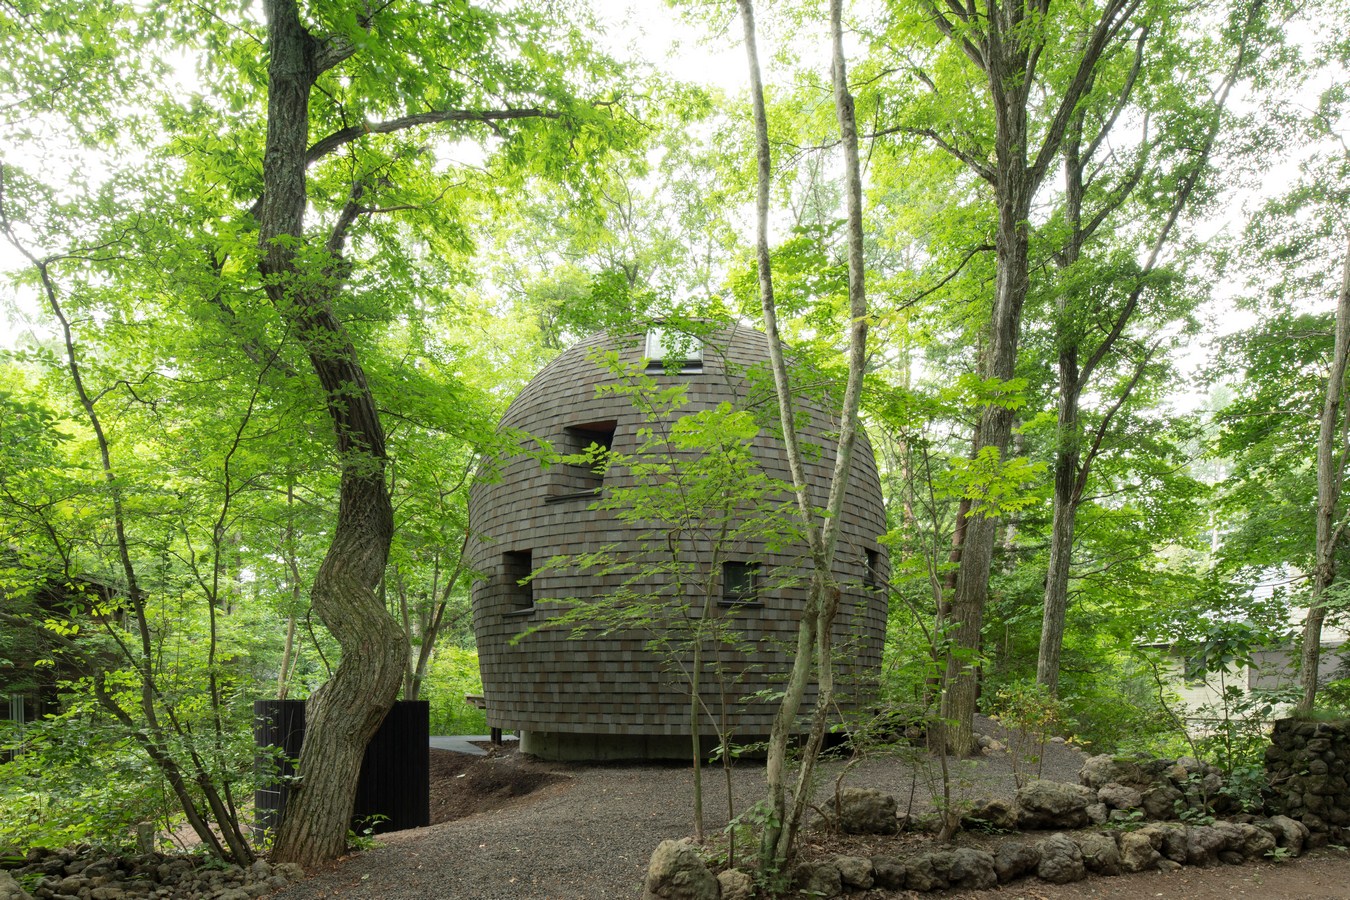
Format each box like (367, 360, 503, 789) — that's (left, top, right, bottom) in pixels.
(987, 679, 1063, 786)
(1057, 658, 1182, 755)
(0, 713, 173, 854)
(1316, 677, 1350, 716)
(423, 646, 488, 736)
(1, 670, 259, 856)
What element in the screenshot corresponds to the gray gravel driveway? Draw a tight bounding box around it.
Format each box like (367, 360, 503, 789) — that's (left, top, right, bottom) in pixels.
(270, 719, 1086, 899)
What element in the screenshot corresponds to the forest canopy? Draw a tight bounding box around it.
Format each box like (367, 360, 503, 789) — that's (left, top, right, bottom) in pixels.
(0, 0, 1347, 872)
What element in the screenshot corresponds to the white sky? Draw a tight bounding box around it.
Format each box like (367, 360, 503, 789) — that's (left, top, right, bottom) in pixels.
(0, 1, 1342, 389)
(0, 2, 755, 349)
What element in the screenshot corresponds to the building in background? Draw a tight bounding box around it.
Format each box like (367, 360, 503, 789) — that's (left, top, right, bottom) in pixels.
(468, 324, 888, 760)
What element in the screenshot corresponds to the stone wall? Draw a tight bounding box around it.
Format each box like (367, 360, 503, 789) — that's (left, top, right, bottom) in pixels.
(1265, 717, 1350, 842)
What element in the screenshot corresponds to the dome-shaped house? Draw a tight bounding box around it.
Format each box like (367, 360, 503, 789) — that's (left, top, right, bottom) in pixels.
(468, 324, 888, 760)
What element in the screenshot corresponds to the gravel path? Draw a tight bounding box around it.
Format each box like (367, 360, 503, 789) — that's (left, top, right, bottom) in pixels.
(270, 718, 1087, 899)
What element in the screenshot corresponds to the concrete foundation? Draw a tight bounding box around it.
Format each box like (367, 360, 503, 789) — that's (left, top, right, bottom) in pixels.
(521, 730, 725, 761)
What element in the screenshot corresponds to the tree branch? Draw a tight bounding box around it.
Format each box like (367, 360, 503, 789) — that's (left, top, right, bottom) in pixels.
(1073, 343, 1158, 504)
(1083, 25, 1150, 164)
(1079, 10, 1253, 388)
(919, 0, 987, 71)
(901, 243, 994, 308)
(873, 125, 995, 183)
(325, 182, 365, 257)
(1029, 0, 1142, 191)
(306, 107, 561, 165)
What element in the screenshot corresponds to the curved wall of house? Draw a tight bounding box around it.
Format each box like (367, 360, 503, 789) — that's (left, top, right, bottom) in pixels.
(468, 325, 888, 759)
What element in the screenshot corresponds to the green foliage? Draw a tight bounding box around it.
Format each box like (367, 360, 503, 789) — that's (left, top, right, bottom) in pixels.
(938, 446, 1048, 520)
(1056, 660, 1182, 756)
(0, 0, 651, 859)
(0, 726, 148, 853)
(423, 648, 488, 737)
(1220, 761, 1269, 814)
(0, 0, 1343, 869)
(1317, 677, 1350, 714)
(0, 691, 251, 855)
(1196, 685, 1292, 777)
(346, 814, 388, 853)
(987, 679, 1064, 787)
(1104, 808, 1148, 831)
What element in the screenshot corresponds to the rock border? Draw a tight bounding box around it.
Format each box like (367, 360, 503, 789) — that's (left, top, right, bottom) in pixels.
(644, 815, 1312, 899)
(644, 747, 1321, 899)
(1, 847, 305, 900)
(1266, 717, 1350, 841)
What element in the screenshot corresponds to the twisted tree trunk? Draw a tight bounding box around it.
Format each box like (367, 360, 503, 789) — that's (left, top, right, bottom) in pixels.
(260, 0, 408, 866)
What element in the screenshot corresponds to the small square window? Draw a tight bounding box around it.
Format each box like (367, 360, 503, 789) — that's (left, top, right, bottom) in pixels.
(645, 327, 703, 373)
(566, 421, 615, 457)
(548, 420, 616, 501)
(722, 561, 761, 605)
(502, 550, 534, 612)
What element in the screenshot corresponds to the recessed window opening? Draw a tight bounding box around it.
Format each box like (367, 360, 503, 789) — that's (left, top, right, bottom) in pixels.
(864, 548, 882, 592)
(549, 420, 617, 500)
(722, 561, 761, 605)
(567, 421, 616, 457)
(645, 327, 704, 374)
(503, 550, 534, 612)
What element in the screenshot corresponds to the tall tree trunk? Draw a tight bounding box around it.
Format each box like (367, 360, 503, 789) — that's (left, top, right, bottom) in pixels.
(1035, 12, 1257, 693)
(1037, 111, 1088, 695)
(940, 151, 1032, 756)
(740, 0, 869, 874)
(1037, 373, 1079, 694)
(737, 0, 817, 873)
(261, 0, 409, 867)
(779, 4, 870, 860)
(921, 0, 1140, 755)
(1298, 237, 1350, 715)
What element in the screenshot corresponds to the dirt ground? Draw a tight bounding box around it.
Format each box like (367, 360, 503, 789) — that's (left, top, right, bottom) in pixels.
(418, 745, 1350, 899)
(428, 746, 568, 825)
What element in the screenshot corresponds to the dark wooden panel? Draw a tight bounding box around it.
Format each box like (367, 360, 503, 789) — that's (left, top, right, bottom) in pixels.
(254, 699, 429, 840)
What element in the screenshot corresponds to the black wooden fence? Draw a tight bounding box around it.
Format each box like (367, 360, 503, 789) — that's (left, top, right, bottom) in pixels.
(254, 699, 429, 839)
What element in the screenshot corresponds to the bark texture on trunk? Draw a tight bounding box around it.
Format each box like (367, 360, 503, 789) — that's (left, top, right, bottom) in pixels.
(1037, 111, 1088, 696)
(1037, 375, 1079, 693)
(740, 0, 827, 869)
(740, 0, 869, 875)
(933, 0, 1141, 753)
(260, 0, 409, 867)
(1299, 236, 1350, 715)
(1035, 12, 1258, 694)
(939, 86, 1032, 756)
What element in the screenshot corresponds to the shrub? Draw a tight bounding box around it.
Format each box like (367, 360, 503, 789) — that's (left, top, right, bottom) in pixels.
(422, 647, 488, 736)
(0, 713, 174, 854)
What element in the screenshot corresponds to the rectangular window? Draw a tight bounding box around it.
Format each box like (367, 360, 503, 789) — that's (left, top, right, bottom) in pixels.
(722, 561, 761, 605)
(645, 327, 703, 374)
(548, 420, 616, 501)
(567, 421, 616, 457)
(864, 549, 882, 592)
(503, 550, 534, 612)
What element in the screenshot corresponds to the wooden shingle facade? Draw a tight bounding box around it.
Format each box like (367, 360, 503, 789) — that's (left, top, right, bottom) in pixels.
(468, 325, 888, 759)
